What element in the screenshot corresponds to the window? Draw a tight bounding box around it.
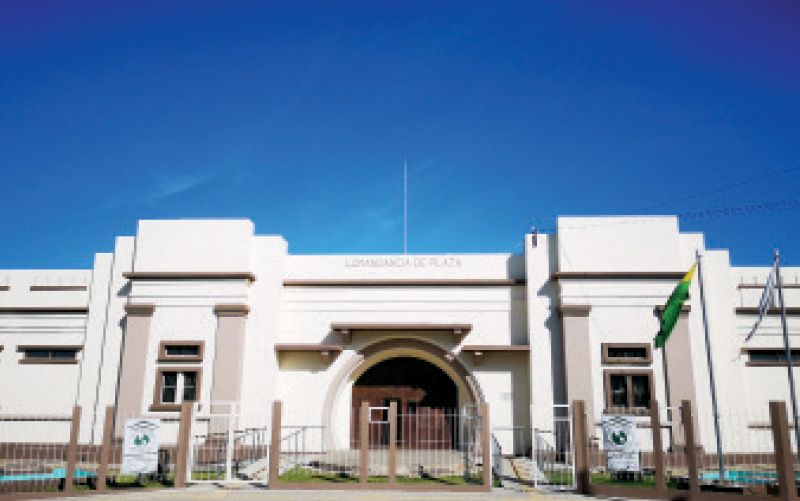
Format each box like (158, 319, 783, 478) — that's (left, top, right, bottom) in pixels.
(602, 343, 652, 365)
(152, 368, 201, 410)
(604, 370, 653, 411)
(745, 349, 800, 367)
(158, 341, 204, 363)
(18, 346, 82, 364)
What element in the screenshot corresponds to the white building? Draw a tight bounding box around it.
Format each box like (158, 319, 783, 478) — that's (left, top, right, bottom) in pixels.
(0, 216, 797, 454)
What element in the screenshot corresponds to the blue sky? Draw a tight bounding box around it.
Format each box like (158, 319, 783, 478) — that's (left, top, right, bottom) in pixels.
(1, 0, 799, 268)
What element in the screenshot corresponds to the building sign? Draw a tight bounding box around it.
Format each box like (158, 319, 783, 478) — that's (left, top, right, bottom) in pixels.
(344, 256, 462, 268)
(602, 415, 639, 472)
(121, 419, 162, 474)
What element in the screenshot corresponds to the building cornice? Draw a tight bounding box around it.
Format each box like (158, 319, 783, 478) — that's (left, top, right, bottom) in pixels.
(284, 279, 525, 287)
(123, 272, 256, 283)
(331, 322, 472, 344)
(551, 271, 686, 281)
(0, 306, 88, 314)
(736, 307, 800, 315)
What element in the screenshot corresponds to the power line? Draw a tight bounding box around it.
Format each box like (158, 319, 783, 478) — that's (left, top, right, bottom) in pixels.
(633, 164, 800, 212)
(531, 196, 800, 234)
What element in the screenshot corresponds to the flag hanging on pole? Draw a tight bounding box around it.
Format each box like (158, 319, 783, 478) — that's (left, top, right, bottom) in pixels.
(654, 263, 697, 349)
(744, 259, 778, 342)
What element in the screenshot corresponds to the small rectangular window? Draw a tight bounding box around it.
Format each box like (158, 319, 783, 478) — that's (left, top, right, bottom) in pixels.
(165, 345, 200, 357)
(746, 349, 800, 366)
(602, 343, 652, 365)
(158, 341, 204, 362)
(18, 346, 81, 364)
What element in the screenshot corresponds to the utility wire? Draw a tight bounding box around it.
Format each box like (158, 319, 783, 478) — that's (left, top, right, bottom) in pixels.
(531, 196, 800, 234)
(633, 164, 800, 212)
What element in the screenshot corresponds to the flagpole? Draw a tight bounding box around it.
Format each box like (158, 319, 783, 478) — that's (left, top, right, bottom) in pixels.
(403, 159, 407, 254)
(775, 248, 800, 464)
(696, 249, 725, 480)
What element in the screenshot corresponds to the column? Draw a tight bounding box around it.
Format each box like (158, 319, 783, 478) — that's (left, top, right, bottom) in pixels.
(659, 306, 698, 448)
(210, 304, 249, 416)
(558, 305, 594, 426)
(115, 304, 155, 435)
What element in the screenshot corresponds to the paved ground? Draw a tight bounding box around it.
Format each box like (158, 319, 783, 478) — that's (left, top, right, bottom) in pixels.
(48, 486, 594, 501)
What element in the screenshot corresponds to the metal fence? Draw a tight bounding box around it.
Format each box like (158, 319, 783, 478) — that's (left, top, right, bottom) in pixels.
(574, 399, 799, 500)
(584, 403, 786, 492)
(0, 405, 193, 494)
(273, 401, 490, 490)
(0, 410, 84, 493)
(392, 406, 483, 483)
(188, 402, 272, 484)
(276, 407, 358, 482)
(491, 404, 575, 492)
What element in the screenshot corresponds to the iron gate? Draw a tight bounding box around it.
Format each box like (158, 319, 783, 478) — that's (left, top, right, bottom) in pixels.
(491, 404, 576, 492)
(188, 402, 272, 484)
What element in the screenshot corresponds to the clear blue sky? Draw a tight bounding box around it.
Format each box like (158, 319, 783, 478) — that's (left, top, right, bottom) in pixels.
(1, 0, 799, 268)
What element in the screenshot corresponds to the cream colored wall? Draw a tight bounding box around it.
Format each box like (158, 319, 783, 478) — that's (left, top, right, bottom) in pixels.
(239, 235, 286, 429)
(276, 253, 530, 450)
(134, 219, 254, 273)
(0, 270, 92, 442)
(525, 234, 560, 438)
(86, 237, 135, 443)
(4, 216, 800, 454)
(126, 220, 256, 423)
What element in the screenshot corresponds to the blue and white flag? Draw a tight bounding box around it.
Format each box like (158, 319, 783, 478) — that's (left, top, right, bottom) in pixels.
(744, 260, 778, 342)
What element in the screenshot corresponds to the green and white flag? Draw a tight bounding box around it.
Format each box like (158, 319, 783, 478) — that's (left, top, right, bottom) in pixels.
(654, 264, 696, 349)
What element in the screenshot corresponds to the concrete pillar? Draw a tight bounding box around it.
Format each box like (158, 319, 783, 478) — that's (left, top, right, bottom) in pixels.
(559, 305, 594, 426)
(210, 304, 249, 425)
(660, 306, 698, 447)
(115, 304, 155, 435)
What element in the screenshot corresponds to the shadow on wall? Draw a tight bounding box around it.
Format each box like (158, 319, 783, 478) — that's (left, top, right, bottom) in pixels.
(277, 352, 331, 373)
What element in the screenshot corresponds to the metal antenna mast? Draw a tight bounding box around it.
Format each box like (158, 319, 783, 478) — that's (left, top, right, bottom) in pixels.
(404, 158, 408, 254)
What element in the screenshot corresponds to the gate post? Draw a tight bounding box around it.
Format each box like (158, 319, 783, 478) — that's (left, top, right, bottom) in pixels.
(360, 401, 369, 484)
(650, 401, 666, 491)
(268, 400, 282, 485)
(63, 406, 81, 492)
(481, 402, 491, 491)
(97, 406, 115, 491)
(572, 400, 590, 494)
(769, 401, 797, 501)
(388, 401, 397, 484)
(680, 400, 700, 497)
(175, 401, 194, 488)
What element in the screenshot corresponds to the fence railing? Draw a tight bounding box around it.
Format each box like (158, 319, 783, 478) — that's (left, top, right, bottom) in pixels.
(188, 403, 272, 484)
(573, 399, 799, 501)
(0, 402, 195, 495)
(491, 404, 575, 492)
(270, 400, 492, 491)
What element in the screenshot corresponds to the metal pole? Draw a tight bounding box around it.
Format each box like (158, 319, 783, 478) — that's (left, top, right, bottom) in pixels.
(775, 249, 800, 464)
(696, 250, 725, 480)
(403, 159, 407, 254)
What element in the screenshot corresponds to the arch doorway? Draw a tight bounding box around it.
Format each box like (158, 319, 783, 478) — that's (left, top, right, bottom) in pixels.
(352, 356, 460, 448)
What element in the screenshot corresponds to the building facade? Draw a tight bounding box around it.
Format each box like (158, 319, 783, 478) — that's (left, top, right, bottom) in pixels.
(0, 216, 797, 454)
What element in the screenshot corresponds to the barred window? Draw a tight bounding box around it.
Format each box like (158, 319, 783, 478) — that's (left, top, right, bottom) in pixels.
(18, 346, 81, 364)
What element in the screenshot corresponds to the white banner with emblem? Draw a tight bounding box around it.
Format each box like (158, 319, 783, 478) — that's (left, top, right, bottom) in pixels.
(121, 419, 162, 474)
(602, 415, 639, 472)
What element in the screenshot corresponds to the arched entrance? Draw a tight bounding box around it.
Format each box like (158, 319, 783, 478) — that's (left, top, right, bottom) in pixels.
(351, 357, 458, 447)
(322, 337, 484, 449)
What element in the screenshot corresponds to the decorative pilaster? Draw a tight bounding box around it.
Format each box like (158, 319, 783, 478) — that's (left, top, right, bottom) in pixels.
(558, 305, 594, 426)
(116, 304, 155, 435)
(210, 304, 249, 417)
(657, 305, 698, 447)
